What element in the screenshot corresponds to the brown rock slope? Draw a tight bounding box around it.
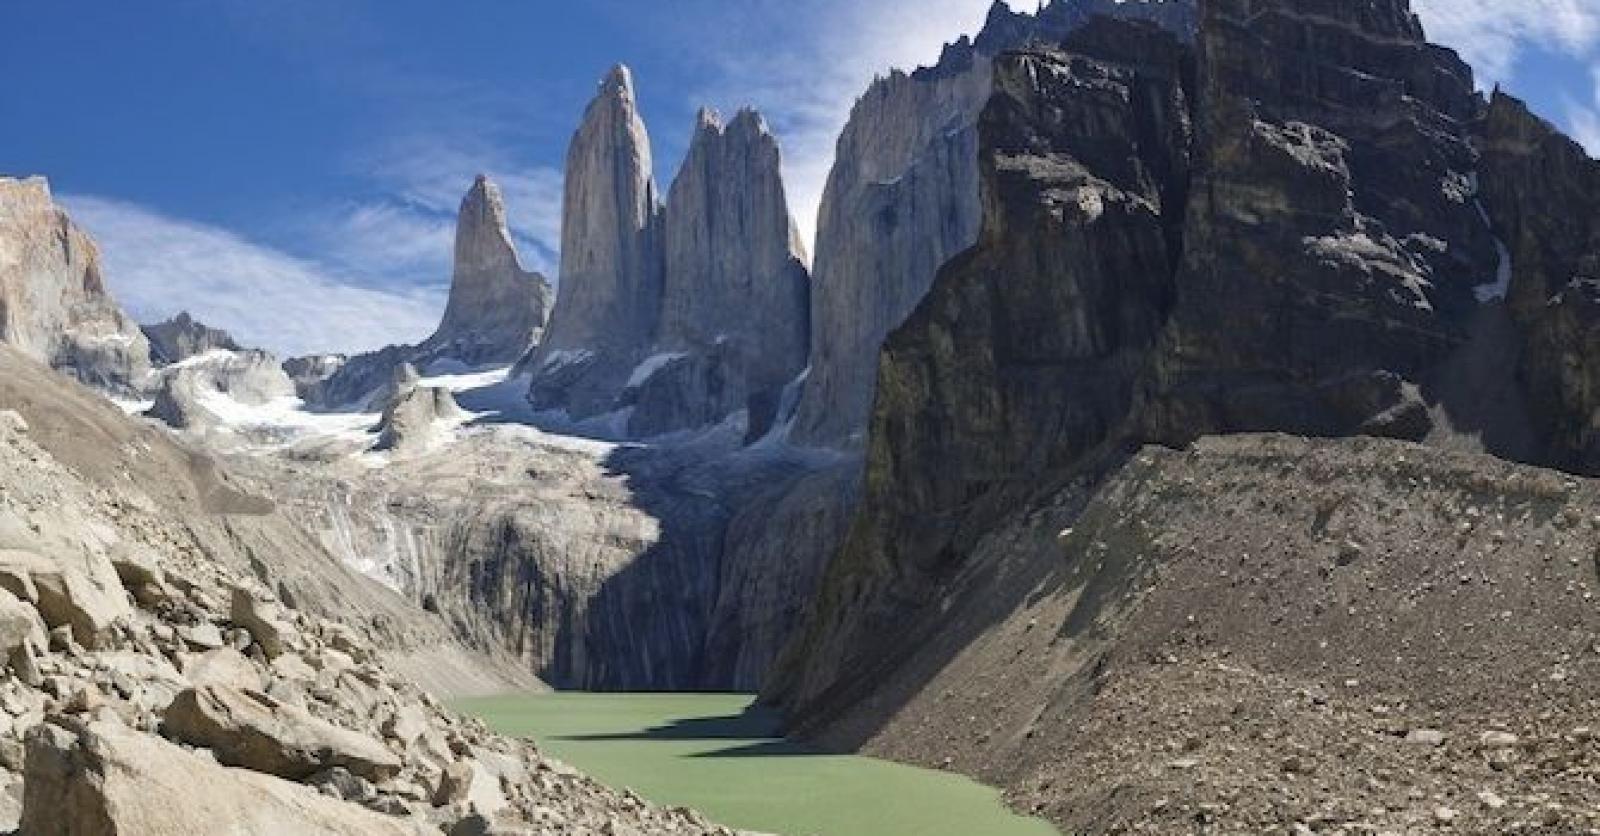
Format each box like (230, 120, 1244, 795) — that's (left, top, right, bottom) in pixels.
(802, 434, 1600, 833)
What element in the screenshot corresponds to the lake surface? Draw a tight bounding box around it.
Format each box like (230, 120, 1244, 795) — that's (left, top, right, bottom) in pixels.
(456, 692, 1058, 836)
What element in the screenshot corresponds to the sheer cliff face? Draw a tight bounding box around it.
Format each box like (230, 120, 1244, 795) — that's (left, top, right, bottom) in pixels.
(646, 109, 811, 437)
(423, 175, 552, 366)
(1144, 0, 1491, 442)
(1478, 92, 1600, 473)
(0, 177, 150, 389)
(770, 0, 1577, 729)
(527, 65, 666, 419)
(526, 66, 812, 438)
(770, 20, 1197, 720)
(790, 0, 1197, 448)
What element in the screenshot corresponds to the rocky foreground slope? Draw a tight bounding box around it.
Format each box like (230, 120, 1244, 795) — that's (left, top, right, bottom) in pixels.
(0, 346, 731, 834)
(799, 434, 1600, 833)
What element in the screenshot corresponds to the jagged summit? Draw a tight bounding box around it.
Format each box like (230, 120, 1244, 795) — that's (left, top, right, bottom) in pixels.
(420, 174, 552, 366)
(525, 68, 810, 439)
(142, 311, 242, 365)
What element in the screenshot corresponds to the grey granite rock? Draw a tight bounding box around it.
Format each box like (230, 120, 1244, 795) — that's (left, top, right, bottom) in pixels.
(0, 177, 151, 390)
(417, 175, 552, 367)
(526, 65, 666, 420)
(142, 311, 242, 365)
(641, 108, 811, 437)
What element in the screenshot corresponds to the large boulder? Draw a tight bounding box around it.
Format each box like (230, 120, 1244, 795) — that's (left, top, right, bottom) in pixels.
(23, 718, 430, 835)
(0, 546, 130, 650)
(162, 685, 401, 782)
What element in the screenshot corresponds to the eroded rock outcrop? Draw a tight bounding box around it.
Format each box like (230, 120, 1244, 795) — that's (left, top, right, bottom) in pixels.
(142, 311, 242, 365)
(0, 177, 150, 390)
(373, 384, 465, 454)
(417, 176, 552, 367)
(772, 18, 1197, 719)
(298, 176, 552, 409)
(525, 65, 666, 420)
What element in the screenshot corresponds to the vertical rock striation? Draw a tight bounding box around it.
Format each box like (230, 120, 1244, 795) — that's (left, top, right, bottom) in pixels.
(1477, 91, 1600, 472)
(418, 175, 552, 367)
(0, 177, 150, 390)
(790, 0, 1196, 448)
(525, 65, 666, 419)
(524, 67, 812, 439)
(638, 109, 811, 437)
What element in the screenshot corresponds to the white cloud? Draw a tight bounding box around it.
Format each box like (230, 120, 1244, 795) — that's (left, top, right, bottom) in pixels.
(1566, 66, 1600, 156)
(1415, 0, 1600, 87)
(649, 0, 999, 250)
(355, 137, 563, 277)
(64, 194, 444, 358)
(317, 200, 457, 285)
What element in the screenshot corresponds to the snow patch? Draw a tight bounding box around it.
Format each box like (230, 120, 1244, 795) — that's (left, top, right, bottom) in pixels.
(625, 352, 686, 389)
(538, 349, 592, 372)
(1473, 199, 1514, 303)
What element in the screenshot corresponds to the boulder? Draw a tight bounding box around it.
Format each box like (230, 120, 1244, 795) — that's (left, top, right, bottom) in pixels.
(0, 587, 45, 660)
(22, 718, 431, 835)
(230, 585, 296, 659)
(180, 647, 263, 691)
(162, 685, 401, 782)
(0, 546, 131, 649)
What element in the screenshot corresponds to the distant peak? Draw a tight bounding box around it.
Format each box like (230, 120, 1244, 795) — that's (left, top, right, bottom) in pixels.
(727, 108, 770, 138)
(695, 107, 724, 132)
(601, 63, 635, 96)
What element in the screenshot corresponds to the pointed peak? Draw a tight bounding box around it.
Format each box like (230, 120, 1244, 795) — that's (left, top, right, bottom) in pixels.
(695, 107, 724, 133)
(601, 63, 635, 97)
(725, 108, 773, 143)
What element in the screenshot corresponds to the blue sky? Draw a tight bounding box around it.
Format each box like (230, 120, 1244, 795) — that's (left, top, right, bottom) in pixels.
(2, 1, 1596, 356)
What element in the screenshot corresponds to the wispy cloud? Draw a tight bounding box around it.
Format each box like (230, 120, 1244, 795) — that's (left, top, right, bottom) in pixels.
(64, 194, 444, 357)
(351, 136, 564, 277)
(1565, 66, 1600, 156)
(1415, 0, 1600, 87)
(626, 0, 998, 249)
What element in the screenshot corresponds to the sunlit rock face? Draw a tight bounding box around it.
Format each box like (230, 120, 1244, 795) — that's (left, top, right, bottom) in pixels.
(524, 68, 811, 439)
(0, 176, 151, 390)
(419, 175, 552, 367)
(524, 65, 667, 423)
(789, 0, 1197, 448)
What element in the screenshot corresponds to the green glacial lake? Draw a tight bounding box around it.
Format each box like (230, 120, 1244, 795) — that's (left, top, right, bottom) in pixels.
(457, 692, 1058, 836)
